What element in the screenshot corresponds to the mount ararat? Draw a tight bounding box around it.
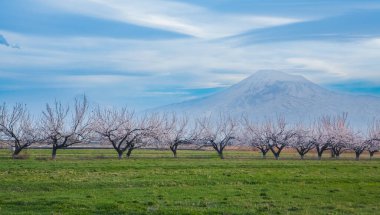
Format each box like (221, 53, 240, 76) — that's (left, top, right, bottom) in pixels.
(156, 70, 380, 128)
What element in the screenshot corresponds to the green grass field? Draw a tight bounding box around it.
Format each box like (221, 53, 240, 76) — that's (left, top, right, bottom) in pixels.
(0, 149, 379, 214)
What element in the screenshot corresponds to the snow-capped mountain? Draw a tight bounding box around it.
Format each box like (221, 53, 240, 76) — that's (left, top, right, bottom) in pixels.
(0, 34, 10, 47)
(0, 34, 20, 48)
(156, 70, 380, 127)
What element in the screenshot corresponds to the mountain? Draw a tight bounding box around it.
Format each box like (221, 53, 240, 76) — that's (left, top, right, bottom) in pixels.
(157, 70, 380, 128)
(0, 34, 20, 48)
(0, 34, 10, 47)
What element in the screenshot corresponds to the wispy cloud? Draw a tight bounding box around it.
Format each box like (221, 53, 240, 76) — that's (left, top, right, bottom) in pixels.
(287, 58, 346, 77)
(2, 30, 380, 89)
(1, 0, 380, 112)
(59, 75, 133, 86)
(39, 0, 302, 39)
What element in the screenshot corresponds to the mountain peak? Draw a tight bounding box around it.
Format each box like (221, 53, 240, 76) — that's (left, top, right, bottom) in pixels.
(245, 70, 308, 83)
(229, 70, 311, 94)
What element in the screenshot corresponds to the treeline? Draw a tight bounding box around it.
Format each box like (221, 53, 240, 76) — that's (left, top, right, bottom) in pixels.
(0, 96, 379, 160)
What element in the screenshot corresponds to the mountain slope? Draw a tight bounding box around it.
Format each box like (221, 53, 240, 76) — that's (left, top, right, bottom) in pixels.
(0, 34, 10, 47)
(157, 70, 380, 127)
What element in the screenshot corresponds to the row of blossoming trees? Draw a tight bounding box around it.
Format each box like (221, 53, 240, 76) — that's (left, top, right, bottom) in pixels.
(0, 96, 379, 160)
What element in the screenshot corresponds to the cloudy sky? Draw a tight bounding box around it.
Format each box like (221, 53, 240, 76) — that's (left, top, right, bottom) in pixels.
(1, 0, 380, 111)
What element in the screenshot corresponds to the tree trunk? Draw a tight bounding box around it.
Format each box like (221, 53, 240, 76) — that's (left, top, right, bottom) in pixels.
(52, 146, 58, 160)
(218, 151, 224, 159)
(170, 146, 177, 158)
(317, 151, 323, 160)
(355, 152, 360, 161)
(117, 151, 123, 159)
(126, 148, 133, 158)
(300, 154, 304, 160)
(335, 153, 340, 159)
(369, 151, 375, 160)
(331, 150, 335, 158)
(261, 150, 267, 159)
(12, 147, 22, 158)
(269, 146, 281, 160)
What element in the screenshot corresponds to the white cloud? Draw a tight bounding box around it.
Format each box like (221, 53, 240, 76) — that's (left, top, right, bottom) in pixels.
(39, 0, 302, 39)
(60, 75, 132, 85)
(2, 30, 380, 91)
(286, 58, 346, 76)
(365, 38, 380, 47)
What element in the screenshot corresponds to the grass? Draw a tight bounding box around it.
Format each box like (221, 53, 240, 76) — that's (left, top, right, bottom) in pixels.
(0, 149, 379, 214)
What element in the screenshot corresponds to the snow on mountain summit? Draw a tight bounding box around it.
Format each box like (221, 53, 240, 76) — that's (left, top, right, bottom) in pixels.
(225, 70, 327, 99)
(242, 70, 308, 83)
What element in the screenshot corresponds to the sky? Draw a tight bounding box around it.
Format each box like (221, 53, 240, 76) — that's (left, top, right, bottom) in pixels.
(1, 0, 380, 112)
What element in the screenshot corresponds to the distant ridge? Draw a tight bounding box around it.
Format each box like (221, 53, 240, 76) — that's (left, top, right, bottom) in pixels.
(155, 70, 380, 127)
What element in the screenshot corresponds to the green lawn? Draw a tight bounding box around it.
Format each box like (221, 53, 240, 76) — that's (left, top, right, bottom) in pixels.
(0, 149, 379, 214)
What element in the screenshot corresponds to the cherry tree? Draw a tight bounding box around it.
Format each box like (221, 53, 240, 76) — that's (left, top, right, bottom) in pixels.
(241, 117, 270, 158)
(197, 114, 237, 159)
(309, 119, 333, 160)
(40, 96, 90, 159)
(323, 113, 353, 158)
(368, 140, 380, 159)
(367, 120, 380, 159)
(291, 124, 315, 159)
(0, 103, 40, 158)
(347, 132, 370, 160)
(125, 114, 161, 158)
(266, 117, 296, 160)
(92, 107, 159, 159)
(158, 113, 196, 158)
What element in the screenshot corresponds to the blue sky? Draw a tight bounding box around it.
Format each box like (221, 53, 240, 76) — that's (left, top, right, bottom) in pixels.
(1, 0, 380, 111)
